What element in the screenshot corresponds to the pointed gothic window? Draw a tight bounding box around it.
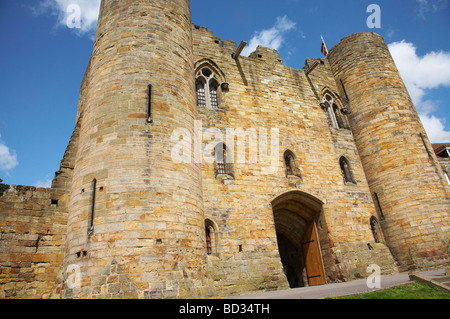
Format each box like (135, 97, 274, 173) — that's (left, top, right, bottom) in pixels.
(321, 91, 349, 130)
(196, 67, 221, 109)
(205, 219, 218, 256)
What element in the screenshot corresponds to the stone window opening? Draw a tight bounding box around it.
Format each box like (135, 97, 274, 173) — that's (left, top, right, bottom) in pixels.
(370, 216, 384, 244)
(209, 81, 219, 109)
(76, 250, 88, 259)
(284, 150, 301, 178)
(333, 104, 345, 129)
(321, 92, 349, 130)
(205, 227, 212, 255)
(214, 143, 234, 179)
(339, 156, 356, 185)
(196, 78, 206, 107)
(196, 67, 221, 109)
(205, 219, 219, 256)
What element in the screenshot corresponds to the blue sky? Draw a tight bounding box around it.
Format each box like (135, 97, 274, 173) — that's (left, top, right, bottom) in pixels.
(1, 0, 450, 187)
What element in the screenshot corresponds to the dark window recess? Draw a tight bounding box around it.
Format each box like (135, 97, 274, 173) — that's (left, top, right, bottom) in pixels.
(147, 84, 153, 123)
(370, 216, 383, 244)
(283, 150, 299, 177)
(370, 220, 380, 243)
(76, 250, 88, 258)
(51, 199, 59, 206)
(340, 157, 356, 184)
(205, 227, 212, 255)
(333, 104, 346, 129)
(285, 155, 294, 176)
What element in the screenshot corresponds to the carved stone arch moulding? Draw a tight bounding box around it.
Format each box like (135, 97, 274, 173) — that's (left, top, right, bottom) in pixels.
(320, 87, 345, 110)
(194, 58, 226, 84)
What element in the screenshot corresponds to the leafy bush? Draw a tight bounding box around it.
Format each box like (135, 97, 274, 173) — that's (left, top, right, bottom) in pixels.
(0, 179, 9, 196)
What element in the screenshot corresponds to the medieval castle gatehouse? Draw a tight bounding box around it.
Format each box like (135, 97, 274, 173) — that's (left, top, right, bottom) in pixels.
(1, 0, 449, 299)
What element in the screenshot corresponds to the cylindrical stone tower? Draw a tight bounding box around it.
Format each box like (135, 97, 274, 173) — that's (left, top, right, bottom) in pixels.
(328, 32, 450, 271)
(60, 0, 214, 298)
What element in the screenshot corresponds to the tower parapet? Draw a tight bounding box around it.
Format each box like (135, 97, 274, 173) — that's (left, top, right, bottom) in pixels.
(328, 32, 450, 270)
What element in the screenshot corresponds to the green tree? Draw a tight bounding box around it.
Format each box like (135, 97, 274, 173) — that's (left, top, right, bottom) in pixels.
(0, 179, 9, 196)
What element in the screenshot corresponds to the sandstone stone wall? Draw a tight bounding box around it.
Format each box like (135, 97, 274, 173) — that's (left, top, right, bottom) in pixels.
(328, 32, 450, 271)
(56, 0, 215, 299)
(192, 26, 398, 297)
(0, 186, 67, 299)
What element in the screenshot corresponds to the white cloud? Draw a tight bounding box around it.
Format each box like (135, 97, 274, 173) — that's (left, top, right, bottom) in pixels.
(35, 178, 53, 188)
(388, 41, 450, 143)
(33, 0, 101, 37)
(242, 16, 296, 57)
(420, 114, 450, 142)
(388, 41, 450, 104)
(0, 137, 18, 172)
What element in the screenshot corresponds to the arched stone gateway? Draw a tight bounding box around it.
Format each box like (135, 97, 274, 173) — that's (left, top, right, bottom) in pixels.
(272, 191, 327, 288)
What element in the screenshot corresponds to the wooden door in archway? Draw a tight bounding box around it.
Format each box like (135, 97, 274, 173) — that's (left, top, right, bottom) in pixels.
(302, 221, 326, 286)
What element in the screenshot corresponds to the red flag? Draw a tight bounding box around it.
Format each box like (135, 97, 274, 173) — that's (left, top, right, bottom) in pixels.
(321, 36, 328, 57)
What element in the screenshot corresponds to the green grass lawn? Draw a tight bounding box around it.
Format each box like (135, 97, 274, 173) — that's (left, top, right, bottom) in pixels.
(330, 281, 450, 299)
